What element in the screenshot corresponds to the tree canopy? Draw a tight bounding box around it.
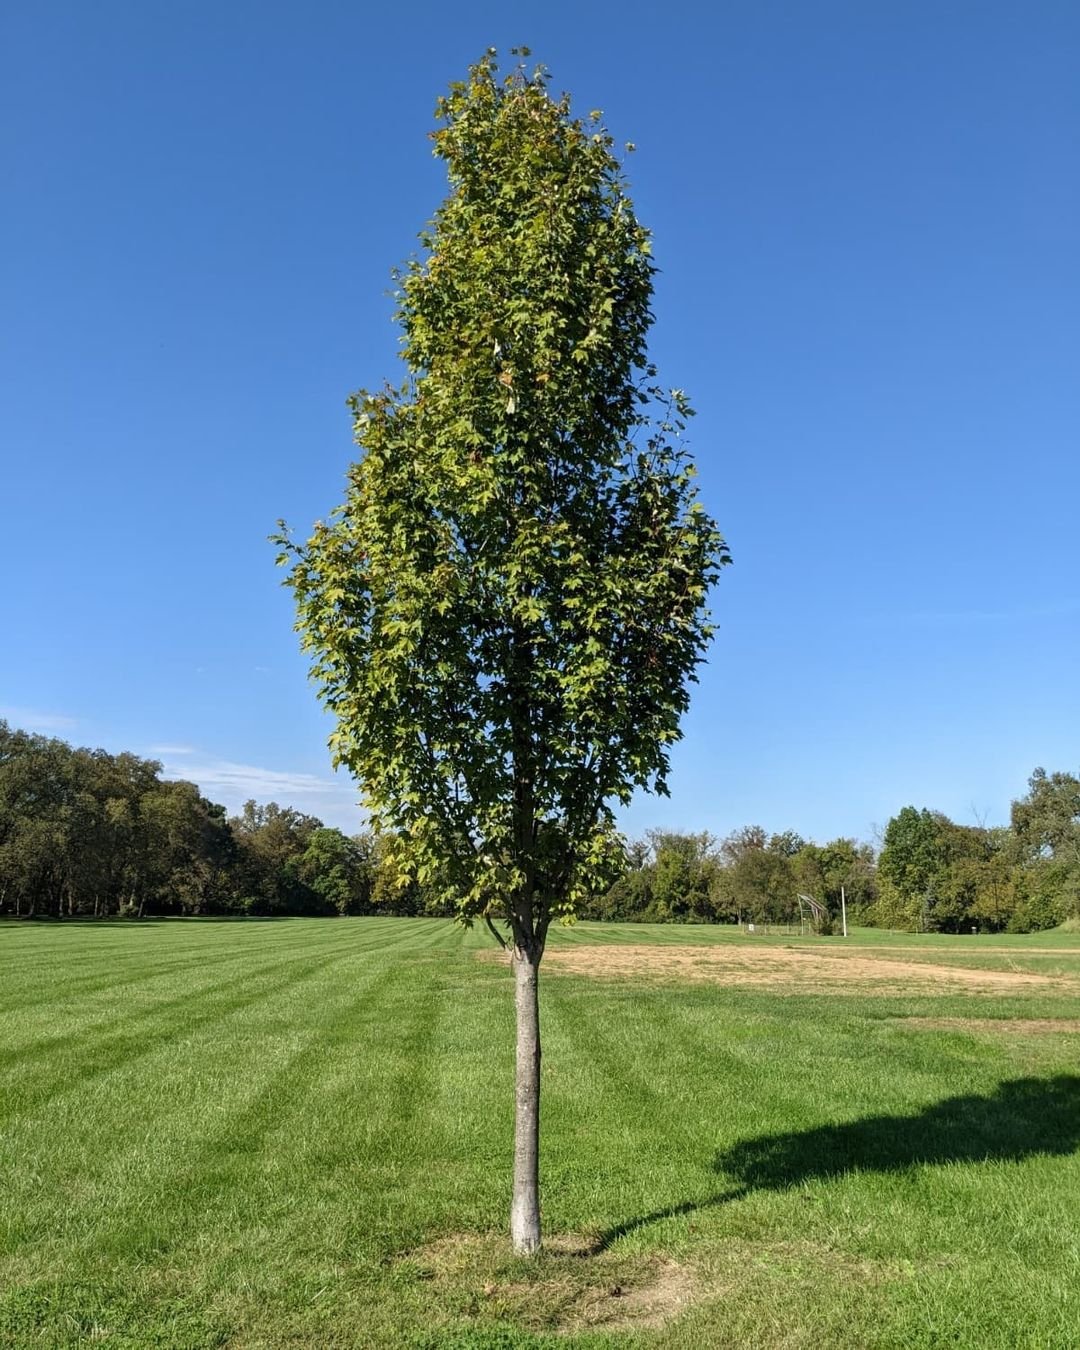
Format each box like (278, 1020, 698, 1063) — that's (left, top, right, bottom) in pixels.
(278, 50, 727, 942)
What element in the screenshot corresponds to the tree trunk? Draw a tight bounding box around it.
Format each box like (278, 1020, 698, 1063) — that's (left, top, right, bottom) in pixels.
(511, 941, 542, 1255)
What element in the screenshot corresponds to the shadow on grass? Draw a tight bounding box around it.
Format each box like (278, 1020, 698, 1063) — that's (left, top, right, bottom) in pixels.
(717, 1075, 1080, 1187)
(590, 1189, 750, 1251)
(593, 1076, 1080, 1251)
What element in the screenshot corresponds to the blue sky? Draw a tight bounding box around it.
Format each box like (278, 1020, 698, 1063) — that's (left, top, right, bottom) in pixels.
(4, 1, 1078, 841)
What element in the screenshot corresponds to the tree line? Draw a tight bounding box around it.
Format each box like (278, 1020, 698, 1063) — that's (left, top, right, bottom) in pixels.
(0, 722, 396, 919)
(1, 722, 1077, 932)
(581, 767, 1080, 933)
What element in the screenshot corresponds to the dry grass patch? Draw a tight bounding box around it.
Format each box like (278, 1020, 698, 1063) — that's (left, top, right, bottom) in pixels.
(896, 1017, 1080, 1034)
(524, 944, 1069, 995)
(397, 1231, 694, 1334)
(854, 945, 1080, 956)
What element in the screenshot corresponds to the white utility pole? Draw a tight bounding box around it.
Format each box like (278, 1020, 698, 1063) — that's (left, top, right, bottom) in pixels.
(841, 885, 848, 938)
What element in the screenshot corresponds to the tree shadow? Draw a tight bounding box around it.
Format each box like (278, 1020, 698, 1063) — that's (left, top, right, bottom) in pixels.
(589, 1189, 750, 1252)
(592, 1076, 1080, 1251)
(716, 1075, 1080, 1189)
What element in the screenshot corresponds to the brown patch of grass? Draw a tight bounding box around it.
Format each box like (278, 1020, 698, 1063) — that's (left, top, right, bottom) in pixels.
(853, 945, 1080, 956)
(517, 943, 1070, 994)
(895, 1017, 1080, 1033)
(564, 1255, 692, 1332)
(398, 1231, 694, 1333)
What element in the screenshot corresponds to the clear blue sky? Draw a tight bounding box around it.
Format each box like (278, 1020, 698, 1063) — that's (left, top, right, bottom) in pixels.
(4, 1, 1078, 842)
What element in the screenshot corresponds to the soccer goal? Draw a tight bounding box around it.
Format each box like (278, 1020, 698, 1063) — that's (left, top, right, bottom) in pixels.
(797, 893, 827, 935)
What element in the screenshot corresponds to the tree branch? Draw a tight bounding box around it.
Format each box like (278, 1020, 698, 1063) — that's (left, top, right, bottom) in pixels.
(485, 913, 509, 950)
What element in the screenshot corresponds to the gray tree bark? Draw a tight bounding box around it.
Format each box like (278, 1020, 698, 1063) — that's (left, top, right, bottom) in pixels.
(510, 940, 542, 1254)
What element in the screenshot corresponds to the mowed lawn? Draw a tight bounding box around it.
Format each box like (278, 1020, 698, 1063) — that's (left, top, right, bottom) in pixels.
(2, 919, 1079, 1348)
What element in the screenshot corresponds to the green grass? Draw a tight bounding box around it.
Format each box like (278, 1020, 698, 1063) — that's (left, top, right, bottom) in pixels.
(2, 918, 1079, 1348)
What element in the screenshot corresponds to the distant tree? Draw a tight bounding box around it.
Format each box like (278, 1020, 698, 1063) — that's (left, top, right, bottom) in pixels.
(587, 831, 726, 923)
(944, 854, 1018, 932)
(1008, 865, 1073, 932)
(293, 827, 374, 915)
(277, 51, 726, 1252)
(719, 824, 768, 867)
(140, 781, 235, 916)
(878, 808, 948, 906)
(792, 838, 877, 919)
(731, 845, 797, 924)
(1012, 768, 1080, 864)
(0, 720, 382, 920)
(648, 830, 721, 922)
(872, 807, 1033, 933)
(87, 749, 164, 915)
(586, 837, 653, 921)
(767, 830, 806, 859)
(0, 727, 78, 916)
(1004, 768, 1080, 926)
(230, 801, 327, 914)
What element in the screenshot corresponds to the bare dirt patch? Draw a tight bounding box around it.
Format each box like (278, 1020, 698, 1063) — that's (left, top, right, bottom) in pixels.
(399, 1231, 694, 1333)
(896, 1017, 1080, 1034)
(571, 1255, 692, 1331)
(520, 944, 1069, 994)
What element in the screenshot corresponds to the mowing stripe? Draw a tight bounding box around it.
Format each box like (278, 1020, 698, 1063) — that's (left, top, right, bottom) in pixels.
(0, 922, 428, 1124)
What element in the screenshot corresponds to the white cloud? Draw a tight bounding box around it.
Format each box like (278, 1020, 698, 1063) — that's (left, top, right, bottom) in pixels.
(0, 706, 77, 733)
(159, 752, 363, 831)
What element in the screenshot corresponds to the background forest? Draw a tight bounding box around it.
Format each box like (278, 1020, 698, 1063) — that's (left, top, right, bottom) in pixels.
(2, 720, 1077, 934)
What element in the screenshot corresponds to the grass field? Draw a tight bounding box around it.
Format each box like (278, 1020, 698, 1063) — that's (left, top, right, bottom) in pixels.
(2, 918, 1079, 1348)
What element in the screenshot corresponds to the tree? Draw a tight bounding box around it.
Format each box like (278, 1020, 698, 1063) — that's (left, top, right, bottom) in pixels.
(139, 780, 235, 916)
(792, 838, 877, 920)
(1008, 767, 1080, 927)
(767, 830, 806, 859)
(645, 830, 721, 922)
(0, 726, 76, 916)
(878, 807, 948, 904)
(277, 50, 726, 1253)
(719, 824, 768, 866)
(871, 807, 1030, 933)
(586, 836, 653, 921)
(1012, 768, 1080, 864)
(731, 844, 797, 924)
(230, 801, 327, 915)
(292, 827, 374, 915)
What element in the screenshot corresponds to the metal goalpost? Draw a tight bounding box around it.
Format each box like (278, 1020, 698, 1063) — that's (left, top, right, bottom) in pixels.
(796, 890, 849, 936)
